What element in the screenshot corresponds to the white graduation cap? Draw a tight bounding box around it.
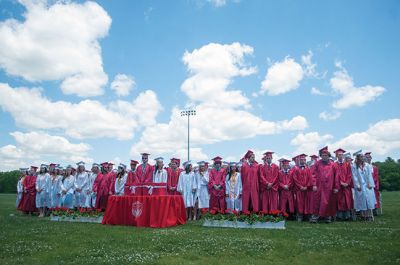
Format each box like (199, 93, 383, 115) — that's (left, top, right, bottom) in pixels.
(183, 160, 192, 168)
(40, 164, 49, 169)
(197, 161, 206, 166)
(222, 161, 229, 166)
(118, 163, 127, 170)
(76, 161, 85, 167)
(154, 157, 164, 162)
(19, 168, 29, 172)
(353, 150, 363, 156)
(344, 152, 351, 158)
(229, 162, 237, 166)
(66, 165, 73, 169)
(92, 163, 100, 168)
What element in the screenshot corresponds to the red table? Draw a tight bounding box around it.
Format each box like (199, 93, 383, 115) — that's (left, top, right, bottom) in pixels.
(102, 195, 186, 228)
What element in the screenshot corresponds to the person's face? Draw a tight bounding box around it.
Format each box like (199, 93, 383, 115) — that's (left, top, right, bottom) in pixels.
(230, 166, 237, 172)
(336, 153, 344, 161)
(92, 167, 99, 174)
(78, 165, 84, 173)
(186, 164, 192, 172)
(321, 153, 329, 162)
(248, 154, 255, 163)
(222, 164, 228, 169)
(345, 157, 352, 163)
(170, 162, 177, 170)
(40, 167, 45, 174)
(156, 160, 163, 169)
(199, 165, 205, 172)
(67, 168, 72, 175)
(214, 162, 221, 170)
(283, 164, 289, 171)
(299, 158, 306, 166)
(108, 165, 113, 171)
(142, 156, 148, 163)
(365, 155, 372, 163)
(265, 156, 272, 164)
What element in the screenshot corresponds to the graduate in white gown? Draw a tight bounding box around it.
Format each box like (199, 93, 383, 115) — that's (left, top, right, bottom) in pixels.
(86, 163, 100, 207)
(177, 161, 198, 220)
(225, 162, 242, 212)
(351, 150, 376, 221)
(114, 163, 128, 195)
(74, 161, 89, 208)
(61, 166, 75, 209)
(16, 168, 28, 208)
(49, 166, 63, 208)
(36, 164, 50, 217)
(195, 161, 210, 210)
(153, 157, 168, 183)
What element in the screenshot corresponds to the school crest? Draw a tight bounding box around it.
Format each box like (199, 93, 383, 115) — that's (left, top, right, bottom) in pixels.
(131, 201, 143, 217)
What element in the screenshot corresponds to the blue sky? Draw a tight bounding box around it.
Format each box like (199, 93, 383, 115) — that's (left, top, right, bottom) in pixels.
(0, 0, 399, 170)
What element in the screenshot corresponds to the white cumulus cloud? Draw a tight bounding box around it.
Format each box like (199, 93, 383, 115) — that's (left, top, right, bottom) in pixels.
(319, 111, 341, 121)
(291, 132, 334, 156)
(110, 74, 136, 96)
(0, 0, 111, 97)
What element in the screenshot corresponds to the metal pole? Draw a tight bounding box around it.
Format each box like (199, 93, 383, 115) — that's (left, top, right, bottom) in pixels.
(187, 114, 190, 161)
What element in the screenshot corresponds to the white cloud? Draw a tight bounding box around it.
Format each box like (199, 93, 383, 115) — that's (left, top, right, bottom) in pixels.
(110, 74, 136, 96)
(301, 50, 326, 78)
(131, 43, 308, 158)
(0, 131, 92, 171)
(260, 56, 304, 96)
(310, 87, 325, 96)
(291, 132, 333, 156)
(0, 0, 111, 97)
(206, 0, 228, 7)
(331, 119, 400, 156)
(330, 63, 385, 109)
(319, 111, 341, 121)
(0, 83, 162, 140)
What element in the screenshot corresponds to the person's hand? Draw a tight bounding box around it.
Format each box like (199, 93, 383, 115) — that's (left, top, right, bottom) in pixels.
(357, 186, 362, 192)
(333, 189, 338, 194)
(284, 185, 288, 190)
(312, 186, 317, 192)
(109, 191, 113, 195)
(238, 194, 242, 198)
(76, 188, 81, 192)
(301, 187, 307, 191)
(192, 188, 197, 193)
(367, 184, 372, 189)
(267, 183, 273, 189)
(341, 183, 348, 188)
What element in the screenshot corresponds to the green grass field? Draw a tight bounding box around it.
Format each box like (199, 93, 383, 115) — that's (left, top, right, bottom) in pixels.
(1, 193, 399, 265)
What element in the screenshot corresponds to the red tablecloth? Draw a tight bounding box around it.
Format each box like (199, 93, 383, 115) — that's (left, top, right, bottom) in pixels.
(102, 195, 186, 228)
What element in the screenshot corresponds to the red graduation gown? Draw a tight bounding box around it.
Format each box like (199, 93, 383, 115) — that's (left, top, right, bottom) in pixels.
(293, 166, 312, 215)
(166, 168, 181, 195)
(208, 168, 226, 210)
(259, 163, 279, 213)
(372, 165, 380, 208)
(94, 172, 112, 210)
(126, 170, 138, 184)
(18, 175, 37, 212)
(240, 162, 260, 212)
(136, 164, 154, 184)
(334, 161, 353, 211)
(279, 169, 294, 214)
(311, 160, 339, 217)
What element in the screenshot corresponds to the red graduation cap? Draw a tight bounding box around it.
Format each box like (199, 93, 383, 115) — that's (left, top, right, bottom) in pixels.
(108, 162, 114, 166)
(212, 156, 223, 163)
(244, 150, 254, 159)
(310, 155, 319, 159)
(205, 162, 209, 167)
(281, 159, 290, 165)
(49, 163, 57, 167)
(141, 153, 150, 156)
(334, 148, 346, 154)
(130, 160, 139, 165)
(30, 165, 38, 170)
(101, 162, 109, 167)
(263, 151, 274, 157)
(319, 146, 329, 154)
(292, 155, 299, 162)
(298, 154, 307, 159)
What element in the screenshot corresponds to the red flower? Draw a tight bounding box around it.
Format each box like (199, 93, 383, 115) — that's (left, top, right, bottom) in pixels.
(271, 210, 280, 215)
(96, 209, 102, 213)
(243, 211, 250, 216)
(220, 209, 225, 215)
(226, 208, 232, 213)
(232, 210, 238, 215)
(210, 209, 217, 215)
(283, 212, 289, 218)
(201, 208, 208, 214)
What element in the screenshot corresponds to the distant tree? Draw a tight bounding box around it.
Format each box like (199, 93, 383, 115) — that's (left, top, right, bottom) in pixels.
(0, 170, 21, 193)
(374, 157, 400, 191)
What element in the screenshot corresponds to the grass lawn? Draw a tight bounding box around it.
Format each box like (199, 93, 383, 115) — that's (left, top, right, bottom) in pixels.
(1, 192, 399, 265)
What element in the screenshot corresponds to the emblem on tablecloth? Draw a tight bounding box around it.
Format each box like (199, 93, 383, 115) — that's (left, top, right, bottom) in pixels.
(131, 201, 143, 217)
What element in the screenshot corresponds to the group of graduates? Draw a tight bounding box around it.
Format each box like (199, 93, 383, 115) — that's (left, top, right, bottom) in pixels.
(16, 146, 380, 223)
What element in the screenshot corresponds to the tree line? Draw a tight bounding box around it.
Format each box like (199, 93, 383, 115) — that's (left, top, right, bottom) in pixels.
(0, 157, 399, 193)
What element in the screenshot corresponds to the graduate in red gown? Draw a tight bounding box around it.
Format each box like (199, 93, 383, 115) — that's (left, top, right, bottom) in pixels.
(310, 146, 339, 223)
(259, 151, 279, 213)
(208, 156, 226, 210)
(126, 160, 139, 184)
(107, 163, 117, 195)
(240, 150, 260, 213)
(94, 162, 112, 211)
(166, 158, 181, 195)
(18, 166, 38, 214)
(136, 153, 154, 183)
(365, 152, 380, 213)
(293, 154, 312, 221)
(334, 149, 353, 221)
(278, 159, 295, 215)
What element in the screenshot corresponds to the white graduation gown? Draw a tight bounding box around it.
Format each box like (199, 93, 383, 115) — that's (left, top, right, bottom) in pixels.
(177, 171, 197, 208)
(16, 179, 24, 208)
(352, 164, 376, 211)
(225, 172, 242, 212)
(74, 172, 88, 207)
(61, 175, 75, 209)
(86, 172, 97, 207)
(114, 173, 128, 195)
(196, 171, 210, 209)
(49, 175, 62, 208)
(153, 169, 168, 183)
(35, 173, 50, 208)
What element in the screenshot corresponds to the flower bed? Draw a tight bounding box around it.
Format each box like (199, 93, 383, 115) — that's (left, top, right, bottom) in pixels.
(49, 207, 104, 223)
(202, 209, 287, 229)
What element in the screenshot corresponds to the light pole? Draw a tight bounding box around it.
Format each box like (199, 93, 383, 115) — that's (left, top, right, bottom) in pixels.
(180, 109, 196, 161)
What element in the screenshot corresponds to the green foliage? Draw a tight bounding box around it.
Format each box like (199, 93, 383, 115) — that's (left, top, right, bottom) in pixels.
(0, 192, 400, 264)
(0, 170, 21, 193)
(374, 157, 400, 191)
